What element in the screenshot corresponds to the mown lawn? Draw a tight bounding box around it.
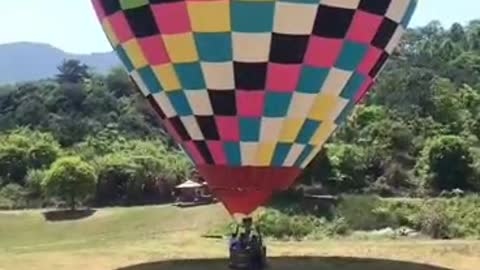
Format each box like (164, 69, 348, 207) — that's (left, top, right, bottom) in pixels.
(0, 204, 479, 270)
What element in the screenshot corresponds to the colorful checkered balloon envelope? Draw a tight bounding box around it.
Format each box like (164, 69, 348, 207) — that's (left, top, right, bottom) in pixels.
(91, 0, 417, 216)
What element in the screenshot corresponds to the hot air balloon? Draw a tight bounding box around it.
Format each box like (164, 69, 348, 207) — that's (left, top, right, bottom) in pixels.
(91, 0, 417, 217)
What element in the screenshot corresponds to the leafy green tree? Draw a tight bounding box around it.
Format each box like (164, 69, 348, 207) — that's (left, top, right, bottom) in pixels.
(56, 59, 91, 84)
(417, 136, 475, 192)
(42, 156, 97, 210)
(0, 145, 29, 185)
(325, 143, 369, 192)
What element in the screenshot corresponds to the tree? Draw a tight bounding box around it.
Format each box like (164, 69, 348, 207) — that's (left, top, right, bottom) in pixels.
(417, 136, 474, 192)
(56, 59, 91, 84)
(42, 156, 96, 210)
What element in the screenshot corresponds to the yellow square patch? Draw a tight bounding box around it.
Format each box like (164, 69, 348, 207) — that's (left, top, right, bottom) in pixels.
(279, 119, 304, 143)
(163, 33, 199, 63)
(256, 143, 276, 166)
(153, 64, 181, 91)
(187, 1, 230, 32)
(309, 94, 341, 121)
(102, 19, 119, 47)
(310, 121, 336, 145)
(123, 39, 148, 69)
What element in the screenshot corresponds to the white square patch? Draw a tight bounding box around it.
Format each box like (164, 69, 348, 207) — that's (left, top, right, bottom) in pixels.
(233, 32, 272, 62)
(152, 92, 176, 118)
(386, 0, 411, 23)
(240, 142, 259, 166)
(274, 2, 318, 35)
(184, 90, 213, 116)
(284, 143, 306, 166)
(201, 62, 234, 90)
(260, 117, 284, 142)
(287, 92, 317, 118)
(320, 0, 361, 9)
(180, 116, 204, 140)
(321, 68, 353, 96)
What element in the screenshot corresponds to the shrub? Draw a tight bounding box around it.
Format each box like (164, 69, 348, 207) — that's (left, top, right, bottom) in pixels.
(256, 209, 351, 240)
(42, 156, 97, 210)
(417, 202, 453, 239)
(336, 195, 384, 230)
(25, 169, 47, 198)
(417, 135, 475, 192)
(0, 183, 27, 209)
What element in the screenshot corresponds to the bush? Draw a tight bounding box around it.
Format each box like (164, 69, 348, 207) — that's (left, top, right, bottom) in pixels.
(25, 169, 47, 198)
(256, 209, 350, 240)
(417, 202, 453, 239)
(417, 135, 475, 192)
(0, 129, 60, 185)
(0, 145, 29, 185)
(42, 156, 97, 210)
(326, 144, 369, 192)
(0, 183, 27, 209)
(336, 195, 384, 230)
(415, 197, 480, 239)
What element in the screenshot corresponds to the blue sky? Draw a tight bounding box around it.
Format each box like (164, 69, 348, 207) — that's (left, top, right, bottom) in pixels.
(0, 1, 477, 54)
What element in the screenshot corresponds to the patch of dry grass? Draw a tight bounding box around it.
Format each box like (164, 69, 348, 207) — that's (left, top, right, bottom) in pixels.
(0, 204, 479, 270)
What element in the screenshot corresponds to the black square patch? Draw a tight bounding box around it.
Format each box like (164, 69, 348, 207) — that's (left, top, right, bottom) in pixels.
(124, 5, 159, 37)
(146, 95, 166, 119)
(100, 0, 121, 16)
(313, 5, 355, 38)
(196, 116, 220, 140)
(359, 0, 392, 15)
(169, 116, 191, 141)
(208, 90, 237, 116)
(372, 18, 398, 49)
(194, 141, 214, 164)
(149, 0, 183, 3)
(369, 51, 389, 77)
(269, 33, 309, 64)
(234, 62, 268, 90)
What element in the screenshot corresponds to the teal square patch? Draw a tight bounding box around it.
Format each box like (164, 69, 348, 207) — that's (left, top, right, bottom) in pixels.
(231, 1, 275, 33)
(239, 117, 261, 142)
(167, 91, 192, 116)
(195, 32, 232, 62)
(297, 66, 329, 93)
(336, 41, 368, 71)
(174, 63, 206, 90)
(341, 72, 366, 100)
(138, 66, 162, 93)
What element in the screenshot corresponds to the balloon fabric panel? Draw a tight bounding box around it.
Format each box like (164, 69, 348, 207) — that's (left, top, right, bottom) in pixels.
(92, 0, 416, 169)
(92, 0, 417, 214)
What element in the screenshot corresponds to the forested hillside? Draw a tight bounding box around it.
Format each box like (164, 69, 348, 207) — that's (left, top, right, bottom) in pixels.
(0, 20, 480, 210)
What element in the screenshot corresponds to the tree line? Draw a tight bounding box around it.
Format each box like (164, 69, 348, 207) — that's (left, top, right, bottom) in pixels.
(0, 19, 480, 210)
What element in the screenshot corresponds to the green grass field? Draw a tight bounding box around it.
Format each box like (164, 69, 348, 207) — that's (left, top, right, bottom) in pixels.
(0, 203, 479, 270)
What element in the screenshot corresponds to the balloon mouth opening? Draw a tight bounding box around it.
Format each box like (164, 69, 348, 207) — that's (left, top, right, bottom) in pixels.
(197, 165, 302, 216)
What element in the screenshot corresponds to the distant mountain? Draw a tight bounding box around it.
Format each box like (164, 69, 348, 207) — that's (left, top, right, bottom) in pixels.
(0, 42, 120, 85)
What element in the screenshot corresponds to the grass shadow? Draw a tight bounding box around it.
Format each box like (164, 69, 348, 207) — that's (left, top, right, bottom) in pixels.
(116, 256, 454, 270)
(42, 209, 96, 222)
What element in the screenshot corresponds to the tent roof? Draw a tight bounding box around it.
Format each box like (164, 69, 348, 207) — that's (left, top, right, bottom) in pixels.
(176, 180, 204, 189)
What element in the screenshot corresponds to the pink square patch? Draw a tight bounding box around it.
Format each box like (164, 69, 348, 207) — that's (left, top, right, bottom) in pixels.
(304, 37, 343, 68)
(354, 77, 374, 103)
(138, 35, 170, 65)
(163, 119, 182, 144)
(109, 12, 134, 43)
(152, 2, 191, 34)
(358, 46, 383, 75)
(183, 141, 205, 165)
(347, 11, 383, 43)
(216, 116, 240, 141)
(92, 0, 106, 20)
(208, 141, 227, 165)
(266, 64, 301, 92)
(237, 91, 265, 117)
